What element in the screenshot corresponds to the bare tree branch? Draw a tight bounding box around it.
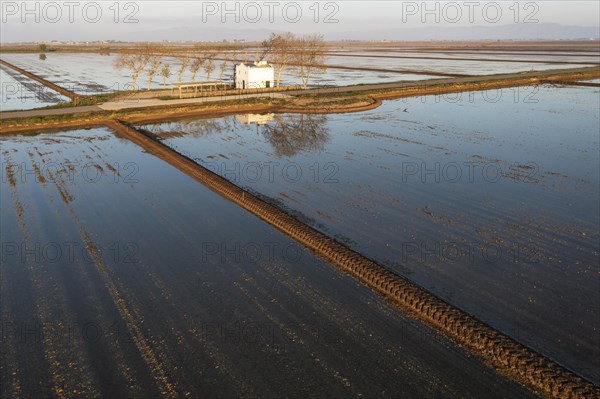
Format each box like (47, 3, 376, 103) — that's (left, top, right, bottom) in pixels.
(294, 34, 328, 89)
(114, 44, 153, 91)
(262, 32, 296, 87)
(160, 64, 171, 89)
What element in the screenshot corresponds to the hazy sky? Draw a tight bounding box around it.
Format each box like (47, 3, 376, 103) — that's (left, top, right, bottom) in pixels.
(140, 1, 600, 26)
(1, 1, 599, 42)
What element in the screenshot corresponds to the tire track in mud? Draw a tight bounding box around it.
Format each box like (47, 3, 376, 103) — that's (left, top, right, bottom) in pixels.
(247, 260, 457, 394)
(0, 150, 27, 398)
(28, 143, 151, 398)
(231, 279, 358, 396)
(76, 228, 180, 398)
(232, 259, 453, 395)
(109, 119, 599, 399)
(99, 191, 261, 397)
(2, 151, 59, 397)
(1, 151, 101, 398)
(143, 270, 266, 398)
(209, 247, 361, 395)
(134, 189, 353, 397)
(102, 156, 358, 396)
(35, 154, 182, 398)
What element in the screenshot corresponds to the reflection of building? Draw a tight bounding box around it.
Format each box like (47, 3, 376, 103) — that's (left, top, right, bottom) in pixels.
(236, 113, 275, 125)
(235, 61, 274, 89)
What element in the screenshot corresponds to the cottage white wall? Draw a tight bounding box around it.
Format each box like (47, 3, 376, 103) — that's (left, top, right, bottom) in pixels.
(248, 68, 274, 88)
(235, 64, 274, 89)
(235, 64, 248, 89)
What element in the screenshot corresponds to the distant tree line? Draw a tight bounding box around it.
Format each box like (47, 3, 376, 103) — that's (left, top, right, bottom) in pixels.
(113, 33, 328, 92)
(114, 44, 235, 91)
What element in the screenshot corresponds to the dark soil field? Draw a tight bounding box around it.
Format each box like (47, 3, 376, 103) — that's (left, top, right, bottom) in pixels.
(139, 84, 600, 385)
(0, 127, 536, 398)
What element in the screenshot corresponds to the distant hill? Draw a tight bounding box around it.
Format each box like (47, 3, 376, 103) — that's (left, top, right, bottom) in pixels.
(326, 23, 600, 41)
(119, 23, 600, 42)
(2, 22, 598, 43)
(123, 26, 277, 43)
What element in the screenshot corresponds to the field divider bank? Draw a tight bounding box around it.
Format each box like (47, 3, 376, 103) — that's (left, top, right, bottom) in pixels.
(2, 67, 599, 133)
(107, 119, 599, 399)
(0, 58, 80, 101)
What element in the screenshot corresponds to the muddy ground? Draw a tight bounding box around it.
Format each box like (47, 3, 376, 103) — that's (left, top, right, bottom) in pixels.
(0, 127, 538, 398)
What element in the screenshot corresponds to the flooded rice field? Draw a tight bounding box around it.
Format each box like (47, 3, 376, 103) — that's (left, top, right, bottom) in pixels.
(330, 49, 600, 57)
(139, 84, 600, 384)
(1, 49, 594, 112)
(225, 48, 598, 74)
(328, 51, 600, 64)
(1, 65, 69, 110)
(325, 54, 595, 75)
(0, 127, 537, 398)
(1, 53, 164, 94)
(0, 53, 441, 98)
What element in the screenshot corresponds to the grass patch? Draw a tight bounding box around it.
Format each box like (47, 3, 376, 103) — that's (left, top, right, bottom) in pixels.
(31, 91, 133, 110)
(1, 97, 287, 127)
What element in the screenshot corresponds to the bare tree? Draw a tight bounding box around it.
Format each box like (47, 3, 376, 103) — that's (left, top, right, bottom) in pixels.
(230, 51, 241, 66)
(229, 52, 240, 82)
(114, 45, 153, 91)
(144, 118, 233, 139)
(258, 36, 274, 62)
(145, 51, 163, 90)
(204, 51, 216, 81)
(189, 58, 204, 82)
(294, 34, 328, 89)
(262, 32, 296, 87)
(160, 64, 171, 89)
(176, 53, 191, 84)
(218, 58, 228, 81)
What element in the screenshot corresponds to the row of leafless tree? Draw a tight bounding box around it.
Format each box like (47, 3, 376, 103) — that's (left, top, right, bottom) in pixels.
(260, 33, 328, 89)
(113, 33, 328, 92)
(114, 45, 233, 91)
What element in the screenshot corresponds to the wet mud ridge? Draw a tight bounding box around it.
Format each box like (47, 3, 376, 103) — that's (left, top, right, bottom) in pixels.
(541, 80, 600, 88)
(108, 119, 600, 399)
(0, 58, 80, 101)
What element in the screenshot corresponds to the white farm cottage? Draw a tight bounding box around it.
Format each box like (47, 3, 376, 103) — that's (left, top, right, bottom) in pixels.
(235, 61, 275, 89)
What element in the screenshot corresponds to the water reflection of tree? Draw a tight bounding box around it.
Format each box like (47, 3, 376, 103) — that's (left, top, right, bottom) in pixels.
(261, 114, 329, 157)
(142, 113, 330, 157)
(143, 117, 236, 139)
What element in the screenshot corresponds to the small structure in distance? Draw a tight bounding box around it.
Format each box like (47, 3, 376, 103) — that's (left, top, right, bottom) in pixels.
(236, 113, 275, 125)
(235, 61, 275, 89)
(172, 81, 228, 99)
